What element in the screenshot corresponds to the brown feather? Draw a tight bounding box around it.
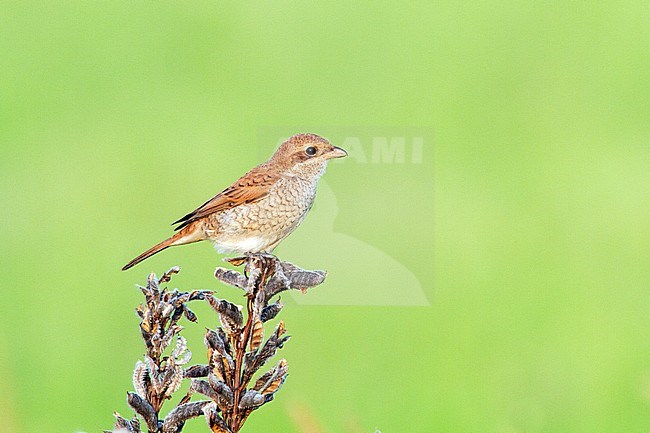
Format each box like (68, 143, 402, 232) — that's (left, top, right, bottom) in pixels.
(122, 223, 203, 270)
(173, 165, 281, 231)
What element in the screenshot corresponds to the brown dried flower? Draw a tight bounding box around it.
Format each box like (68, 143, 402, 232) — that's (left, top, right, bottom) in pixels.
(108, 256, 326, 433)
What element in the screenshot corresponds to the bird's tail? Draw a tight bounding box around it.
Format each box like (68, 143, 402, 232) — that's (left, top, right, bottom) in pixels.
(122, 224, 203, 271)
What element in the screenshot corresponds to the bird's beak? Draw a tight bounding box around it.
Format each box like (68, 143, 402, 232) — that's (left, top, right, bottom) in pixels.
(328, 146, 348, 159)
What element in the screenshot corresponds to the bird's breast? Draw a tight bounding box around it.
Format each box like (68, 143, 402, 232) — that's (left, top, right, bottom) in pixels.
(205, 176, 317, 252)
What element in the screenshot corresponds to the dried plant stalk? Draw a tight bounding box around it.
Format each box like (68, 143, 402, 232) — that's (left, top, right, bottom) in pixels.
(108, 255, 326, 433)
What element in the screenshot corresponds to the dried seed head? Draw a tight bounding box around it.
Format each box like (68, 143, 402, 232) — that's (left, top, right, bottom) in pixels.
(207, 373, 234, 410)
(111, 260, 328, 433)
(192, 379, 219, 401)
(260, 301, 283, 322)
(261, 373, 286, 395)
(164, 367, 184, 398)
(219, 303, 243, 334)
(214, 267, 247, 289)
(203, 402, 232, 433)
(132, 360, 149, 399)
(140, 316, 151, 334)
(158, 266, 181, 284)
(217, 328, 231, 354)
(147, 272, 157, 288)
(264, 261, 327, 297)
(172, 336, 188, 360)
(261, 362, 288, 396)
(238, 389, 269, 410)
(112, 412, 142, 433)
(253, 358, 288, 396)
(184, 307, 198, 322)
(162, 401, 210, 433)
(144, 356, 160, 389)
(252, 371, 273, 391)
(223, 256, 247, 267)
(127, 392, 158, 432)
(205, 329, 221, 351)
(220, 354, 234, 381)
(206, 295, 243, 335)
(184, 364, 211, 378)
(162, 303, 174, 318)
(204, 329, 234, 382)
(242, 322, 291, 384)
(277, 320, 286, 337)
(176, 349, 192, 366)
(212, 358, 225, 382)
(250, 316, 264, 351)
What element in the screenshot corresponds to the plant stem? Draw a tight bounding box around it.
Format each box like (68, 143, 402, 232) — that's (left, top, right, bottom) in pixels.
(230, 295, 255, 432)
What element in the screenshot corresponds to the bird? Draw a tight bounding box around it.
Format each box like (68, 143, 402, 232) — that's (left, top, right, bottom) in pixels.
(122, 133, 347, 271)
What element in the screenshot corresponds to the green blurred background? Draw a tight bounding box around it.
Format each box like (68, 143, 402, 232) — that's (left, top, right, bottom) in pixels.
(1, 1, 649, 432)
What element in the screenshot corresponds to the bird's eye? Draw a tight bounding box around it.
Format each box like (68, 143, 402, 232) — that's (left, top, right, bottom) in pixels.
(305, 146, 317, 156)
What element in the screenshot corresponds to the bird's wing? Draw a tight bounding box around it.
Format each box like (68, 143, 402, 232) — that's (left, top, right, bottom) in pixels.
(172, 166, 281, 230)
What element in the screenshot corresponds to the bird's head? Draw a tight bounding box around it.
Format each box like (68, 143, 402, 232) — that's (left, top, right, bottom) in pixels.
(272, 133, 347, 178)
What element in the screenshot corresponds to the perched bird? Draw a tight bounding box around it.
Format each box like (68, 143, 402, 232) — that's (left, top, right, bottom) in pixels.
(122, 133, 347, 270)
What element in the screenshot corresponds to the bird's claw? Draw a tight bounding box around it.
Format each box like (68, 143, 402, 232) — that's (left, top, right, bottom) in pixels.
(225, 253, 279, 282)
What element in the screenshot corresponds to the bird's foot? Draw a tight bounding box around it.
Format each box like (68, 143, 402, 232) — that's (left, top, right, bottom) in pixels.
(225, 252, 278, 266)
(249, 252, 279, 266)
(225, 252, 280, 282)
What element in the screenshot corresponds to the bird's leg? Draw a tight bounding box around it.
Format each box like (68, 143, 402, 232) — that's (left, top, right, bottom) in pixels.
(258, 252, 279, 272)
(235, 252, 277, 282)
(252, 253, 280, 288)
